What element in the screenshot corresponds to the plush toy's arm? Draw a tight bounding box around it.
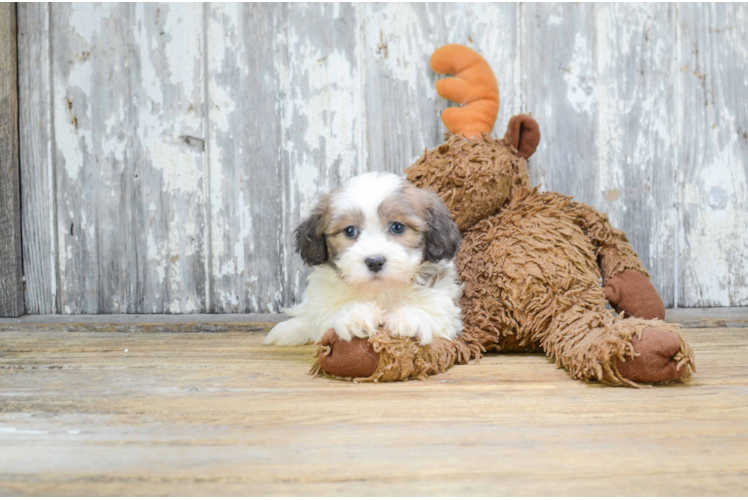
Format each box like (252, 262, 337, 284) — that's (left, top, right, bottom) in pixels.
(570, 202, 648, 283)
(569, 202, 666, 320)
(312, 328, 481, 382)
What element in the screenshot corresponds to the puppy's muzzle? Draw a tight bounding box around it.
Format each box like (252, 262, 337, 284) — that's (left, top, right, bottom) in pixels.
(365, 255, 386, 273)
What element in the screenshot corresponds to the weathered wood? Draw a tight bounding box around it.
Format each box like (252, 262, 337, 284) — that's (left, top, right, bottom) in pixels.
(50, 3, 133, 313)
(206, 4, 286, 313)
(128, 3, 208, 313)
(522, 4, 599, 205)
(0, 3, 24, 317)
(1, 324, 747, 495)
(50, 4, 207, 313)
(676, 4, 748, 307)
(206, 4, 367, 313)
(0, 313, 283, 332)
(277, 3, 366, 307)
(666, 307, 748, 329)
(591, 4, 678, 307)
(3, 307, 747, 332)
(16, 3, 748, 312)
(17, 3, 56, 314)
(362, 3, 521, 175)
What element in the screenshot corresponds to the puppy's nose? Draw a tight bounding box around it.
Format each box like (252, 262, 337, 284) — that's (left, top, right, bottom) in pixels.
(365, 255, 386, 273)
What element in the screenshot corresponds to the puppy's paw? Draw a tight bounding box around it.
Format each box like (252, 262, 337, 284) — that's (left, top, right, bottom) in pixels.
(383, 307, 434, 345)
(263, 318, 310, 346)
(333, 302, 384, 341)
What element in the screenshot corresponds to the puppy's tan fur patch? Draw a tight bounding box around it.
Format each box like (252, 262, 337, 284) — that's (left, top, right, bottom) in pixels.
(378, 187, 428, 251)
(325, 208, 365, 261)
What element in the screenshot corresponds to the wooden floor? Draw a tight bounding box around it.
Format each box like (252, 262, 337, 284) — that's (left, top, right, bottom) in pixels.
(1, 316, 747, 496)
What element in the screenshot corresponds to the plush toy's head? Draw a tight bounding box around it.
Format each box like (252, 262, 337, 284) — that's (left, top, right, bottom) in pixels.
(406, 45, 541, 232)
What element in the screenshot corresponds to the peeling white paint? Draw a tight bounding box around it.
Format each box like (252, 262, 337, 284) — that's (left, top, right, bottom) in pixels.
(364, 4, 420, 92)
(207, 3, 241, 286)
(563, 33, 597, 115)
(681, 146, 748, 304)
(23, 3, 748, 313)
(280, 18, 361, 215)
(68, 3, 112, 44)
(676, 3, 748, 306)
(595, 5, 616, 205)
(163, 5, 202, 102)
(147, 231, 166, 285)
(53, 60, 92, 180)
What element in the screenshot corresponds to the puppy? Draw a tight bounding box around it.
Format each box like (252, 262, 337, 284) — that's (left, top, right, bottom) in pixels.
(263, 171, 463, 347)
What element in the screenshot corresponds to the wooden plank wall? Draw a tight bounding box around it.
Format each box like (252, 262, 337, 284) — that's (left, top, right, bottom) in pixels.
(0, 3, 24, 317)
(16, 3, 748, 314)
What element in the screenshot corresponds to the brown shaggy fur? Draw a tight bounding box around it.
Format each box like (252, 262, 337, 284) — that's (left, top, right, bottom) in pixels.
(313, 117, 696, 386)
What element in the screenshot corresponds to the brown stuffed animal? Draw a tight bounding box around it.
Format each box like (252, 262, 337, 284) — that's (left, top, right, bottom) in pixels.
(312, 45, 695, 387)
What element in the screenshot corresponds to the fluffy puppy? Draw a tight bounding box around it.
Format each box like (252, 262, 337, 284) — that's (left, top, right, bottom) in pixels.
(264, 171, 463, 347)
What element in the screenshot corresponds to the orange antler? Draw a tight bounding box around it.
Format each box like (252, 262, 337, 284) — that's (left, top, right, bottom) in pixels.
(431, 44, 499, 139)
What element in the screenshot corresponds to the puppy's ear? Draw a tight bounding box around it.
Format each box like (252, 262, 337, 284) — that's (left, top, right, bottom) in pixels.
(423, 191, 462, 262)
(294, 199, 329, 267)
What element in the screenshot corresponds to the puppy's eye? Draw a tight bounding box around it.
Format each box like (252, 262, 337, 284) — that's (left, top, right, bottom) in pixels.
(390, 222, 406, 234)
(344, 226, 358, 238)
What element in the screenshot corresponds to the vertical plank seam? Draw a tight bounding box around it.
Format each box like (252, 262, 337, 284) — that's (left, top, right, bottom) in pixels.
(594, 3, 608, 214)
(279, 4, 293, 310)
(278, 4, 291, 307)
(13, 2, 26, 315)
(517, 2, 524, 113)
(201, 3, 213, 313)
(126, 3, 137, 313)
(47, 2, 60, 314)
(355, 3, 368, 174)
(673, 3, 681, 308)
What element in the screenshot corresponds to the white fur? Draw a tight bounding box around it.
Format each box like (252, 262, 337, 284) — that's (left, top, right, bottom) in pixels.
(263, 172, 463, 346)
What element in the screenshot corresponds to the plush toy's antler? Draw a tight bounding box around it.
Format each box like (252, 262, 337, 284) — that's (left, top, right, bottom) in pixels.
(431, 44, 499, 139)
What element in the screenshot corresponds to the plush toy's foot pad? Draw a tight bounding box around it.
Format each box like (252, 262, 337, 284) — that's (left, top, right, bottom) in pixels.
(317, 329, 379, 379)
(616, 326, 689, 383)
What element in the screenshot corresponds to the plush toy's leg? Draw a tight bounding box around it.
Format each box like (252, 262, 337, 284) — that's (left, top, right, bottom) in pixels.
(311, 328, 483, 382)
(604, 269, 666, 320)
(571, 202, 650, 283)
(616, 326, 692, 383)
(540, 304, 695, 387)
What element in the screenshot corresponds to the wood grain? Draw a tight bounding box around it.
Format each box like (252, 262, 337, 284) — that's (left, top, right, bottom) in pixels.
(591, 4, 678, 307)
(362, 3, 521, 176)
(206, 4, 286, 313)
(0, 3, 24, 317)
(1, 322, 747, 495)
(522, 4, 599, 207)
(50, 3, 131, 313)
(519, 3, 680, 306)
(49, 4, 208, 313)
(17, 3, 748, 312)
(17, 3, 56, 314)
(676, 4, 748, 307)
(278, 3, 367, 307)
(2, 307, 747, 332)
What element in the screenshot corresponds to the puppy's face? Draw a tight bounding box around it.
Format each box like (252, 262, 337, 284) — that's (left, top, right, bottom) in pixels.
(295, 172, 461, 290)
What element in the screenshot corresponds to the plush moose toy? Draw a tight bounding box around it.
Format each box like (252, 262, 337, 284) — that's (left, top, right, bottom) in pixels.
(311, 45, 695, 387)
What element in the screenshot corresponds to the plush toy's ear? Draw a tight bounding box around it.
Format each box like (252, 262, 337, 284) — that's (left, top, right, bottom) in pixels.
(507, 114, 541, 159)
(294, 201, 328, 266)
